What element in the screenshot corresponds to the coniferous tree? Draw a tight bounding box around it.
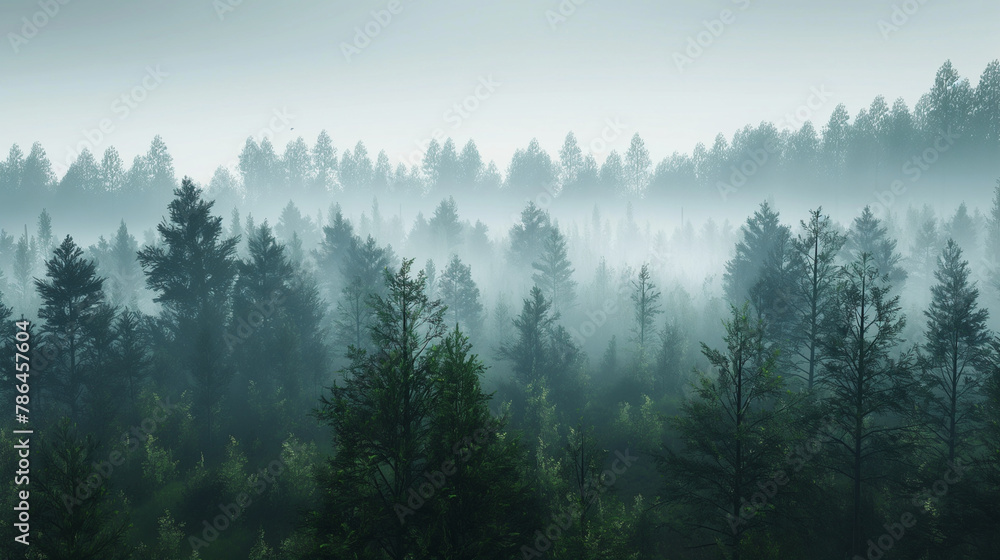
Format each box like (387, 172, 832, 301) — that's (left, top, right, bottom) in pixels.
(788, 208, 846, 389)
(921, 239, 990, 463)
(820, 253, 916, 558)
(624, 133, 652, 196)
(661, 304, 788, 560)
(312, 129, 339, 193)
(420, 326, 541, 559)
(429, 196, 462, 254)
(844, 205, 906, 288)
(33, 421, 133, 560)
(34, 235, 107, 420)
(308, 259, 446, 559)
(37, 208, 53, 254)
(723, 201, 791, 307)
(531, 227, 577, 314)
(498, 286, 556, 386)
(509, 202, 553, 267)
(439, 254, 484, 336)
(630, 263, 662, 375)
(137, 178, 239, 445)
(558, 132, 583, 195)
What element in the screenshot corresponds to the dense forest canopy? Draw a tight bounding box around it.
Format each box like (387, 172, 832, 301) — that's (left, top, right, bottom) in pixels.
(0, 59, 999, 560)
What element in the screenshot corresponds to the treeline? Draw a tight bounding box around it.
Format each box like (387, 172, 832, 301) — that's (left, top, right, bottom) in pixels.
(1, 173, 1000, 559)
(2, 60, 999, 221)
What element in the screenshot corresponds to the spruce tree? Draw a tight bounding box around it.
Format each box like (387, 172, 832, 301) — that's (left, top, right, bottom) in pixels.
(34, 235, 107, 420)
(308, 259, 445, 559)
(661, 304, 788, 560)
(439, 254, 484, 336)
(137, 178, 239, 445)
(921, 239, 990, 463)
(820, 253, 916, 558)
(531, 227, 577, 314)
(788, 208, 845, 389)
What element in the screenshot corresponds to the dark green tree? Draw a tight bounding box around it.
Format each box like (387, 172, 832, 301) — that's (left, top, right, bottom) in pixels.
(137, 178, 239, 444)
(34, 235, 107, 420)
(921, 239, 990, 463)
(531, 227, 577, 314)
(661, 304, 787, 560)
(820, 253, 916, 558)
(788, 208, 846, 389)
(308, 259, 445, 559)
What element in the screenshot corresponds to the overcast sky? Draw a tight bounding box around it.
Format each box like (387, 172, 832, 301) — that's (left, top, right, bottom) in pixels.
(1, 0, 997, 183)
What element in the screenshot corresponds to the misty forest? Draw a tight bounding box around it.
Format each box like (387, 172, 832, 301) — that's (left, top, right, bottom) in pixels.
(3, 59, 1000, 560)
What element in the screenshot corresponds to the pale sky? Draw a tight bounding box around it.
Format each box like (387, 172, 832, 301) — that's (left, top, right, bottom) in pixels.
(1, 0, 997, 183)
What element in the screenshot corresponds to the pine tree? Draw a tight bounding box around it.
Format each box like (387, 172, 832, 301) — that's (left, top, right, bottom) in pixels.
(661, 304, 788, 560)
(630, 263, 662, 372)
(420, 326, 541, 559)
(508, 202, 552, 267)
(429, 196, 462, 254)
(820, 253, 916, 557)
(788, 208, 845, 389)
(531, 227, 577, 314)
(498, 286, 556, 386)
(33, 420, 133, 560)
(308, 259, 446, 559)
(558, 132, 583, 194)
(34, 235, 107, 420)
(312, 130, 339, 193)
(138, 178, 239, 445)
(723, 201, 791, 307)
(624, 133, 652, 196)
(37, 208, 53, 254)
(844, 205, 906, 288)
(921, 239, 990, 463)
(439, 254, 484, 336)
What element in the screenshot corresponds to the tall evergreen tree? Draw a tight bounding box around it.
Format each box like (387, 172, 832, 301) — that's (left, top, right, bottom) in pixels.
(844, 205, 906, 288)
(624, 133, 652, 196)
(439, 254, 484, 336)
(661, 304, 787, 560)
(820, 253, 916, 558)
(308, 259, 446, 559)
(630, 263, 662, 372)
(788, 208, 846, 389)
(34, 235, 106, 420)
(498, 286, 556, 386)
(531, 227, 577, 314)
(508, 202, 552, 267)
(137, 178, 239, 444)
(921, 239, 990, 463)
